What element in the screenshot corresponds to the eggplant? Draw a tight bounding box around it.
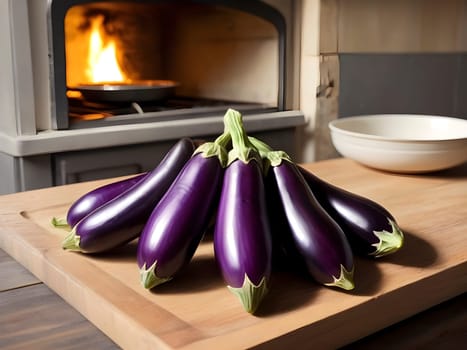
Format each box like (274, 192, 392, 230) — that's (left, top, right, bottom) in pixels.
(264, 169, 303, 271)
(298, 166, 404, 258)
(62, 137, 196, 253)
(64, 173, 147, 228)
(249, 137, 354, 290)
(213, 110, 272, 313)
(137, 129, 230, 289)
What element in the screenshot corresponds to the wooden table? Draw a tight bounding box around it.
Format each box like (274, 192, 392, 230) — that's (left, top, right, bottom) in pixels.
(1, 158, 466, 349)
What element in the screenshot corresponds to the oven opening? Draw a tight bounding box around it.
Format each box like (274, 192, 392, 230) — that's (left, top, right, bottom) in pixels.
(53, 1, 285, 129)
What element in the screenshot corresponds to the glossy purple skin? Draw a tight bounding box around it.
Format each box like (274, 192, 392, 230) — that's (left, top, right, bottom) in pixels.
(298, 166, 395, 255)
(66, 173, 147, 227)
(265, 172, 300, 270)
(213, 160, 272, 288)
(74, 138, 195, 253)
(137, 153, 223, 278)
(272, 161, 353, 285)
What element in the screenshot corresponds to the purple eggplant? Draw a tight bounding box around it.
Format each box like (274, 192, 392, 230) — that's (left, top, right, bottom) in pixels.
(298, 166, 404, 258)
(57, 139, 209, 230)
(213, 110, 272, 313)
(137, 129, 230, 289)
(250, 137, 354, 290)
(64, 173, 147, 228)
(264, 169, 303, 271)
(62, 137, 196, 253)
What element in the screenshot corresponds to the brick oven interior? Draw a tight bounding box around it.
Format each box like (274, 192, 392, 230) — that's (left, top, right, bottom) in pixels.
(61, 2, 284, 129)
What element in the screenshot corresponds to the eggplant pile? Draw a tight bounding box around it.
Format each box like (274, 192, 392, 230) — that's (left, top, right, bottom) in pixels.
(56, 109, 404, 314)
(61, 137, 197, 253)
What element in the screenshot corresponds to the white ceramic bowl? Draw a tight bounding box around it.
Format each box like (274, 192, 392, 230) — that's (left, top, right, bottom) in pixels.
(329, 114, 467, 173)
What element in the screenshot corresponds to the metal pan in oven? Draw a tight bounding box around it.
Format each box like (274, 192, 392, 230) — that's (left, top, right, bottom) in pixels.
(71, 80, 179, 103)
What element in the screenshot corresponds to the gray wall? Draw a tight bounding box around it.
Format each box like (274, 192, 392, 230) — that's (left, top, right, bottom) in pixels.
(339, 54, 467, 119)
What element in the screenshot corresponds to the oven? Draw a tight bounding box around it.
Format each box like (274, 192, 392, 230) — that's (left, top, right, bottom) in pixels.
(0, 0, 318, 195)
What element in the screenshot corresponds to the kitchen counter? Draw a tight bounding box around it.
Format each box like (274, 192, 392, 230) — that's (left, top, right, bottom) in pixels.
(0, 158, 466, 349)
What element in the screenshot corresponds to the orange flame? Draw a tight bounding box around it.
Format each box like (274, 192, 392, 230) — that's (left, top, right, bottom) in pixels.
(86, 16, 126, 83)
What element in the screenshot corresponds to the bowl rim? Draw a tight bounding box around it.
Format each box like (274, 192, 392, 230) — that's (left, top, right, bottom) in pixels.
(329, 114, 467, 142)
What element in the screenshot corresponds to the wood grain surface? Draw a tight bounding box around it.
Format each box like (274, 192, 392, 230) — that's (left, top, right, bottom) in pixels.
(0, 158, 466, 349)
(0, 248, 119, 349)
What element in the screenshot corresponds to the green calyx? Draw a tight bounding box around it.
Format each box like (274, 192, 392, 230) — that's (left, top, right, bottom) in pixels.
(370, 218, 405, 258)
(228, 274, 269, 314)
(215, 109, 290, 171)
(140, 261, 172, 290)
(265, 150, 291, 167)
(194, 127, 231, 168)
(51, 217, 71, 231)
(62, 228, 81, 251)
(324, 264, 355, 291)
(223, 109, 262, 166)
(248, 136, 292, 168)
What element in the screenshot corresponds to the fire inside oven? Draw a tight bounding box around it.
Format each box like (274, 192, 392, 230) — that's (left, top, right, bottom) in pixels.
(50, 1, 286, 129)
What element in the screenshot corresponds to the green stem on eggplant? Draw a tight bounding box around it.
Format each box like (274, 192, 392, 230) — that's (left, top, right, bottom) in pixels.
(140, 261, 173, 289)
(194, 121, 231, 167)
(224, 109, 262, 166)
(228, 275, 268, 314)
(51, 217, 71, 231)
(248, 136, 291, 168)
(371, 218, 404, 258)
(62, 228, 81, 251)
(323, 264, 355, 290)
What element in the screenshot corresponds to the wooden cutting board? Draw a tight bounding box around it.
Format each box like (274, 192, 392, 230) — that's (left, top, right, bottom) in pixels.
(0, 158, 466, 350)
